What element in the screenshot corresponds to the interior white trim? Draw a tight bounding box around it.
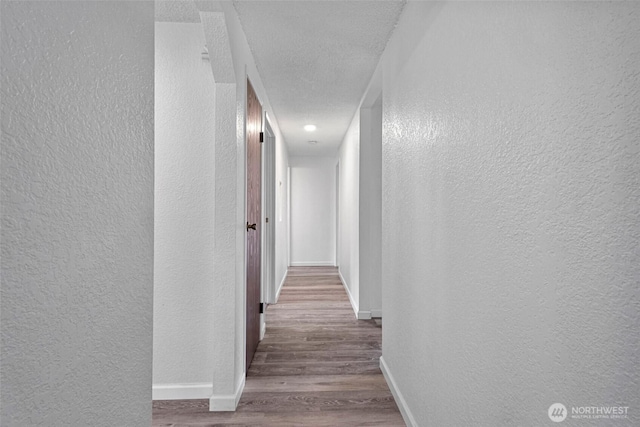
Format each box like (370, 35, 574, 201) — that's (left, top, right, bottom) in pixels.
(380, 356, 418, 427)
(260, 319, 266, 341)
(290, 261, 335, 267)
(152, 383, 213, 400)
(357, 310, 372, 320)
(209, 375, 245, 411)
(262, 117, 277, 305)
(371, 308, 383, 318)
(338, 269, 358, 318)
(275, 267, 287, 303)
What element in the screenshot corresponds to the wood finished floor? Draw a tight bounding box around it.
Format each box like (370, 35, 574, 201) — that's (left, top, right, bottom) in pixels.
(153, 266, 405, 427)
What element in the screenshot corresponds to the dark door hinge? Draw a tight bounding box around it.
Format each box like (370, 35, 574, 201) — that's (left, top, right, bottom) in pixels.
(259, 132, 264, 143)
(259, 302, 265, 314)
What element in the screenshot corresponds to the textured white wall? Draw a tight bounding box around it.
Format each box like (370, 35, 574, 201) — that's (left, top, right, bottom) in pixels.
(338, 91, 383, 319)
(381, 2, 640, 426)
(224, 4, 265, 401)
(338, 117, 360, 309)
(202, 3, 290, 407)
(290, 156, 337, 266)
(1, 2, 154, 425)
(153, 22, 216, 396)
(275, 130, 290, 295)
(359, 97, 383, 318)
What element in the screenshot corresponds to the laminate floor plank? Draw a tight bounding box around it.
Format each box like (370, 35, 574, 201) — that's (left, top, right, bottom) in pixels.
(242, 375, 390, 393)
(256, 349, 382, 364)
(153, 410, 405, 427)
(247, 361, 382, 377)
(236, 390, 398, 413)
(258, 341, 381, 352)
(152, 266, 405, 426)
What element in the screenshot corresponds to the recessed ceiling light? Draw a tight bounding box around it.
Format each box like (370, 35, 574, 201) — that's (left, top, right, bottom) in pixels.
(308, 140, 318, 145)
(304, 124, 317, 132)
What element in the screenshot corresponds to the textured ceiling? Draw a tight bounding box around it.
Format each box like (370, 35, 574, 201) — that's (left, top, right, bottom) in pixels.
(156, 1, 405, 156)
(155, 0, 201, 22)
(233, 1, 405, 156)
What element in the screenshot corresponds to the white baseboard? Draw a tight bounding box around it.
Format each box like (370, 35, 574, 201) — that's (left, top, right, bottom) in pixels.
(152, 383, 213, 400)
(338, 269, 359, 318)
(290, 261, 335, 267)
(380, 356, 418, 427)
(260, 318, 266, 340)
(337, 271, 381, 320)
(209, 375, 245, 411)
(357, 310, 372, 320)
(275, 268, 287, 303)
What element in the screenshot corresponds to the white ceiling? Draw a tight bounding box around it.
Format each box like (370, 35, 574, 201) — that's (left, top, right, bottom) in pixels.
(155, 0, 201, 22)
(233, 1, 404, 156)
(156, 0, 405, 156)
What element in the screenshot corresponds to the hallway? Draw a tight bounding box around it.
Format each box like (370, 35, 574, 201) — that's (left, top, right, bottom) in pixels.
(152, 267, 404, 426)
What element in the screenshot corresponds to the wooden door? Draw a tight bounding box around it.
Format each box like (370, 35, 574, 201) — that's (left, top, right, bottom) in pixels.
(246, 79, 262, 369)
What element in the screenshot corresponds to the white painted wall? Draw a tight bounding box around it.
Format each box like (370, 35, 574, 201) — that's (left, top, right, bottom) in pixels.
(337, 116, 360, 311)
(1, 2, 154, 425)
(153, 22, 216, 398)
(290, 156, 337, 266)
(359, 95, 383, 318)
(337, 92, 383, 320)
(379, 2, 640, 426)
(224, 4, 283, 405)
(275, 128, 290, 297)
(153, 7, 290, 407)
(200, 4, 290, 409)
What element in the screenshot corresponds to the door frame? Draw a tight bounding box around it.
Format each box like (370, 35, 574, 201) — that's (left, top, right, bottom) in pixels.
(261, 116, 276, 321)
